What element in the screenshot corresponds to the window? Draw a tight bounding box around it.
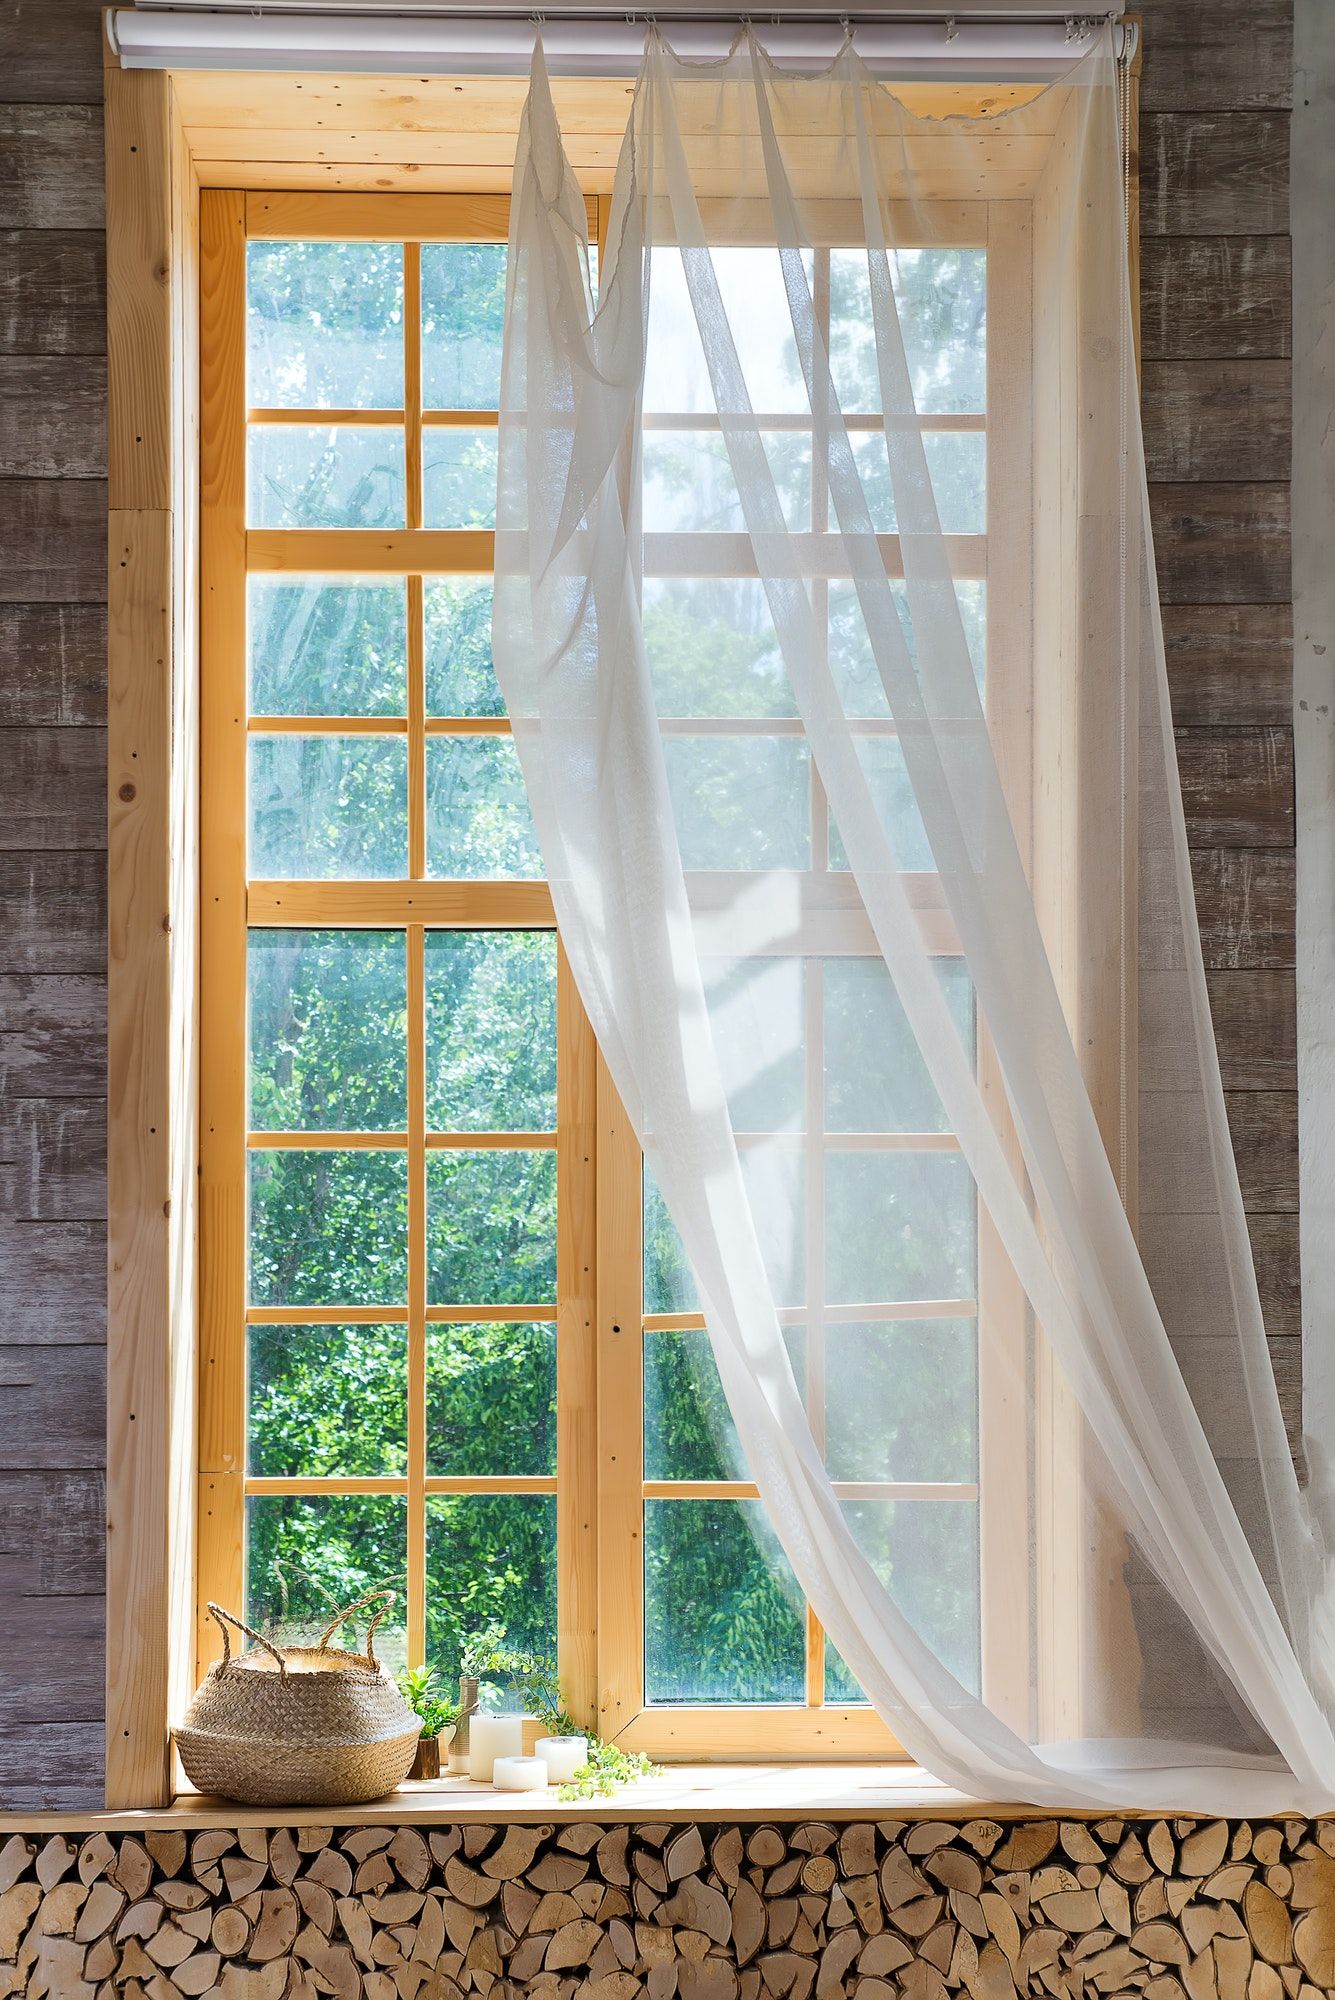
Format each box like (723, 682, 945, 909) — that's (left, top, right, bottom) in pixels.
(199, 189, 1026, 1759)
(200, 193, 598, 1724)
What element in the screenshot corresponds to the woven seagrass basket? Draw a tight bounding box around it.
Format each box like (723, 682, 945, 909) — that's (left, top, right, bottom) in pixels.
(175, 1592, 420, 1806)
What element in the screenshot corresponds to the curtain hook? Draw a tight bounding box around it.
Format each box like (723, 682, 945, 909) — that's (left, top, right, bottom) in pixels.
(944, 16, 958, 42)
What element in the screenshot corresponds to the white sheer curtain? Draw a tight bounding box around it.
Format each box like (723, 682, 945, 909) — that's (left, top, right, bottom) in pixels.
(492, 24, 1335, 1810)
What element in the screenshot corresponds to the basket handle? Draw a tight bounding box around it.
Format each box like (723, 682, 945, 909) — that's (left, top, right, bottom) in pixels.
(207, 1602, 288, 1679)
(316, 1590, 397, 1673)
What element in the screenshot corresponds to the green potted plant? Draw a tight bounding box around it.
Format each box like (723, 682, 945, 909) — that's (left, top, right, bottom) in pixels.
(397, 1665, 460, 1781)
(464, 1629, 661, 1799)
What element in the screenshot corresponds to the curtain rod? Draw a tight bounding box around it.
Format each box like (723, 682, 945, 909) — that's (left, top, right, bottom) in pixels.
(109, 8, 1133, 76)
(122, 1, 1124, 14)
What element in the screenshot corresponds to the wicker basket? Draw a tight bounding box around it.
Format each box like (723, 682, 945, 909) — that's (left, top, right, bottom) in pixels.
(175, 1593, 420, 1806)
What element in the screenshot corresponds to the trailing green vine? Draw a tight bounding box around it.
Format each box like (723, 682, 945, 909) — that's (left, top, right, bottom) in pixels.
(554, 1738, 660, 1802)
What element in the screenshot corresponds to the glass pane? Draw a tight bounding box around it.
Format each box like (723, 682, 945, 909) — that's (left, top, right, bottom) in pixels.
(249, 736, 407, 880)
(849, 429, 986, 536)
(645, 1327, 804, 1483)
(425, 738, 542, 879)
(427, 1151, 556, 1305)
(644, 578, 794, 719)
(248, 578, 408, 718)
(644, 247, 812, 416)
(248, 425, 406, 529)
(829, 247, 987, 416)
(704, 955, 804, 1134)
(426, 1323, 556, 1476)
(825, 1150, 975, 1305)
(425, 931, 556, 1132)
(643, 431, 811, 534)
(248, 929, 407, 1133)
(425, 579, 500, 716)
(824, 1320, 978, 1483)
(247, 240, 404, 410)
(249, 1149, 408, 1307)
(422, 430, 498, 528)
(645, 1501, 806, 1705)
(645, 1149, 804, 1314)
(824, 1500, 980, 1700)
(426, 1495, 556, 1683)
(247, 1494, 407, 1674)
(824, 956, 973, 1133)
(248, 1323, 407, 1477)
(828, 736, 931, 873)
(663, 737, 810, 871)
(828, 578, 986, 716)
(421, 244, 507, 411)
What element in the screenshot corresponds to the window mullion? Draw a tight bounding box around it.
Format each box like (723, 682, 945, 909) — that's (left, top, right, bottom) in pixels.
(802, 243, 833, 1710)
(407, 921, 428, 1671)
(557, 942, 599, 1727)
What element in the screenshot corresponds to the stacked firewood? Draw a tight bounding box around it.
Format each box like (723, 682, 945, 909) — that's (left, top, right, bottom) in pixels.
(1, 1813, 1332, 1999)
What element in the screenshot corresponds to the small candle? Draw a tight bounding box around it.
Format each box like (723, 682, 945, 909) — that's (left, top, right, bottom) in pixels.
(468, 1713, 523, 1782)
(491, 1754, 549, 1792)
(535, 1735, 588, 1783)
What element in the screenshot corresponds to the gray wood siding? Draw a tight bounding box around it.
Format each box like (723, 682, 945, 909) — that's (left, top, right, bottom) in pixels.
(0, 0, 108, 1811)
(0, 0, 1299, 1808)
(1138, 0, 1299, 1474)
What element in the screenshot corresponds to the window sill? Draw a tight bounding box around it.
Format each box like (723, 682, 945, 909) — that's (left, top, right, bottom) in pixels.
(0, 1763, 1033, 1834)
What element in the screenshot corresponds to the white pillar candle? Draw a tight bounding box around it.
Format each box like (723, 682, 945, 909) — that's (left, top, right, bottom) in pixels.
(491, 1754, 550, 1792)
(535, 1735, 588, 1783)
(468, 1713, 523, 1782)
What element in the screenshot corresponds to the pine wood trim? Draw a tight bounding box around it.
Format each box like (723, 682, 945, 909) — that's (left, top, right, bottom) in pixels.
(104, 46, 202, 1810)
(558, 942, 600, 1728)
(196, 185, 249, 1697)
(594, 1050, 646, 1744)
(245, 189, 597, 242)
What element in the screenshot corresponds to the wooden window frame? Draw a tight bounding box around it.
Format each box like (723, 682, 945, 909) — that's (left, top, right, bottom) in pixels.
(599, 211, 1030, 1759)
(196, 185, 602, 1724)
(105, 43, 1139, 1808)
(193, 188, 1021, 1767)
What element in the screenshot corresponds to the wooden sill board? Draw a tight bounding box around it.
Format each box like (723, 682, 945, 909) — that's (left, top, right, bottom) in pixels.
(6, 1764, 1321, 1833)
(0, 1764, 1051, 1833)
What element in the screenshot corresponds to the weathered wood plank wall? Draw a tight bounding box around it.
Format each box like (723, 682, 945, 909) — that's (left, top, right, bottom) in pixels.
(1138, 0, 1298, 1443)
(0, 0, 109, 1809)
(0, 0, 1299, 1810)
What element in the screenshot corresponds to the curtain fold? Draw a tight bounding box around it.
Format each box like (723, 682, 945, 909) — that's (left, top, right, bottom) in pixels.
(492, 24, 1335, 1809)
